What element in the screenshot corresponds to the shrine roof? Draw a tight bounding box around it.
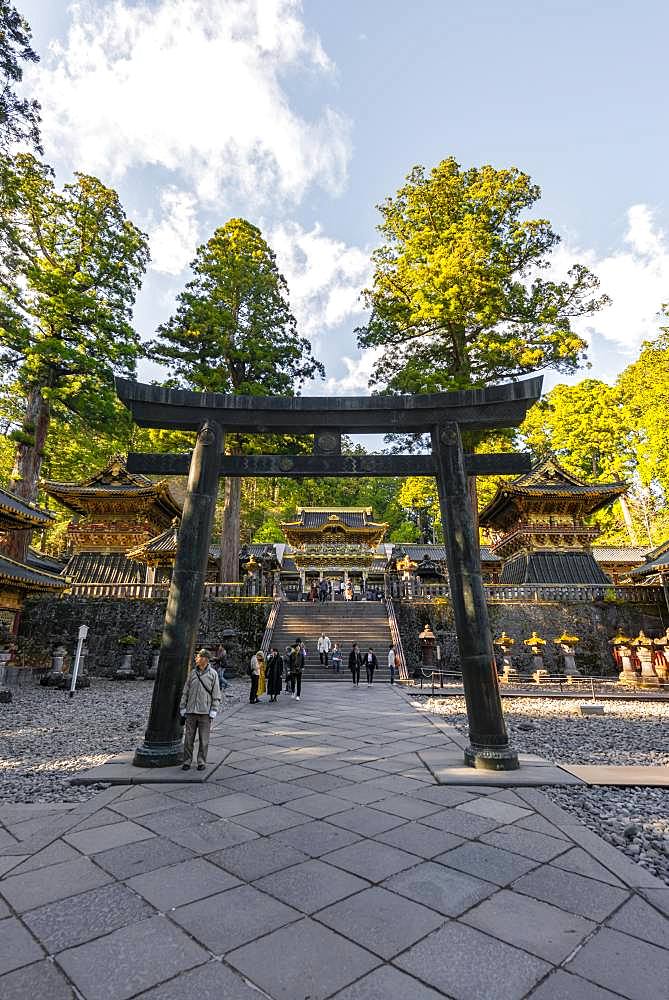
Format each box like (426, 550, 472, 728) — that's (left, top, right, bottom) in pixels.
(284, 508, 384, 531)
(0, 485, 54, 530)
(127, 525, 218, 565)
(65, 551, 145, 585)
(630, 538, 669, 579)
(0, 552, 66, 591)
(500, 550, 612, 586)
(43, 456, 182, 518)
(390, 543, 499, 563)
(478, 455, 627, 527)
(592, 546, 647, 564)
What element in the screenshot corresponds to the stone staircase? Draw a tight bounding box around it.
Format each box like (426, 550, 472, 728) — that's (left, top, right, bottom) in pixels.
(271, 601, 394, 682)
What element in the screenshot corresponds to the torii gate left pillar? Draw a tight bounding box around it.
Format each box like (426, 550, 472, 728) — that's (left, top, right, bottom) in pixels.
(134, 420, 223, 767)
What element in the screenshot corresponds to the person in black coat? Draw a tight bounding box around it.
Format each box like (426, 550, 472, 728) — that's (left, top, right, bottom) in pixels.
(266, 647, 283, 702)
(364, 648, 378, 686)
(348, 643, 362, 686)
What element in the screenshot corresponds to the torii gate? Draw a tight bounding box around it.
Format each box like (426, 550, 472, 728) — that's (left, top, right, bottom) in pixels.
(116, 376, 543, 772)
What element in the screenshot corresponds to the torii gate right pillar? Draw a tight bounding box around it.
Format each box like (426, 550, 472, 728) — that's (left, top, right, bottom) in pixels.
(431, 422, 519, 770)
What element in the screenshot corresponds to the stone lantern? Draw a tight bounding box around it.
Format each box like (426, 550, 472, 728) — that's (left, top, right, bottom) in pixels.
(554, 631, 581, 677)
(495, 631, 519, 683)
(524, 630, 547, 681)
(611, 633, 636, 685)
(397, 553, 418, 598)
(418, 622, 438, 672)
(630, 630, 660, 687)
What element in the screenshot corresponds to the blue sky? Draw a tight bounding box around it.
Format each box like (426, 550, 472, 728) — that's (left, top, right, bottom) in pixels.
(19, 0, 669, 403)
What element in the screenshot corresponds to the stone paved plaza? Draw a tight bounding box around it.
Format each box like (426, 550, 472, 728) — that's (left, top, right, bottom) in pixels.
(1, 684, 668, 999)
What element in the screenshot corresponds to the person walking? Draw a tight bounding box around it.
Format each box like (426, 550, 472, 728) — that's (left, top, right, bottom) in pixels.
(309, 581, 318, 603)
(180, 649, 221, 771)
(290, 639, 305, 700)
(249, 649, 266, 703)
(284, 645, 293, 694)
(387, 646, 396, 684)
(345, 580, 353, 602)
(332, 642, 343, 673)
(348, 642, 362, 686)
(212, 643, 229, 689)
(266, 647, 283, 702)
(317, 631, 331, 666)
(365, 648, 378, 686)
(319, 579, 328, 603)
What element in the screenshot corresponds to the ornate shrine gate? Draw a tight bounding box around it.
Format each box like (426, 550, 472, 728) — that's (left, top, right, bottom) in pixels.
(116, 376, 542, 771)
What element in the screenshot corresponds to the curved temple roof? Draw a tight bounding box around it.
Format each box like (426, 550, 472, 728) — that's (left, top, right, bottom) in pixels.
(115, 376, 543, 434)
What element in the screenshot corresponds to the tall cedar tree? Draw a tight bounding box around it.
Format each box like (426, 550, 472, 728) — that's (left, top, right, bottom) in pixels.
(357, 157, 608, 533)
(358, 157, 607, 395)
(150, 218, 324, 580)
(0, 2, 41, 152)
(0, 153, 149, 560)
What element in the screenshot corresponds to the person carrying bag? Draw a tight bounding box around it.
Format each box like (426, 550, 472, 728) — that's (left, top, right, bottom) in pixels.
(179, 649, 221, 771)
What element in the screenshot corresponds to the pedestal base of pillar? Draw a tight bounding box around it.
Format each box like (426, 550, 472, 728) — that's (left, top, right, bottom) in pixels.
(638, 675, 661, 688)
(618, 670, 638, 686)
(464, 745, 520, 771)
(133, 739, 183, 768)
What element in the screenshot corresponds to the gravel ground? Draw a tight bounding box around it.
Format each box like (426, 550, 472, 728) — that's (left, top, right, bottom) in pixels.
(418, 694, 669, 888)
(0, 677, 246, 805)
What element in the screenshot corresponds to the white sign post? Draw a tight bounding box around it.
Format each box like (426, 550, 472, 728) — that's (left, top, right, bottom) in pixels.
(69, 624, 89, 698)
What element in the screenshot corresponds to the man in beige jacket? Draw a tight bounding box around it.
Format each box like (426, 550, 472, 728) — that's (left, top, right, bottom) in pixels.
(180, 649, 221, 771)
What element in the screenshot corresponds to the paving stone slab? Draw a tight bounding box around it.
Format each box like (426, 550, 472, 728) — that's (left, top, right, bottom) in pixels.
(383, 860, 496, 917)
(56, 914, 208, 1000)
(255, 858, 370, 913)
(330, 965, 445, 1000)
(527, 969, 626, 999)
(421, 806, 500, 837)
(206, 839, 311, 881)
(133, 959, 264, 999)
(561, 764, 669, 786)
(164, 816, 259, 854)
(328, 805, 407, 837)
(273, 819, 362, 857)
(0, 959, 76, 999)
(550, 847, 627, 888)
(513, 813, 571, 841)
(456, 796, 532, 823)
(410, 785, 478, 807)
(331, 783, 392, 805)
(93, 836, 195, 880)
(232, 804, 307, 835)
(23, 882, 155, 953)
(462, 887, 595, 963)
(369, 794, 443, 821)
(639, 888, 669, 917)
(566, 926, 669, 999)
(375, 821, 464, 859)
(606, 894, 669, 950)
(134, 804, 218, 836)
(512, 864, 630, 921)
(288, 791, 356, 819)
(395, 920, 551, 1000)
(316, 885, 444, 959)
(63, 819, 155, 855)
(436, 842, 540, 886)
(0, 856, 111, 912)
(0, 916, 44, 975)
(66, 806, 128, 832)
(555, 824, 667, 889)
(8, 839, 80, 876)
(325, 839, 418, 883)
(171, 883, 299, 953)
(126, 857, 240, 910)
(226, 916, 380, 1000)
(196, 791, 270, 818)
(479, 825, 572, 863)
(109, 790, 178, 819)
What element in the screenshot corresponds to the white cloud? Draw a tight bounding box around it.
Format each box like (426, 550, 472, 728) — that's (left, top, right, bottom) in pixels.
(148, 187, 199, 275)
(32, 0, 351, 206)
(320, 349, 381, 396)
(552, 204, 669, 354)
(270, 221, 371, 336)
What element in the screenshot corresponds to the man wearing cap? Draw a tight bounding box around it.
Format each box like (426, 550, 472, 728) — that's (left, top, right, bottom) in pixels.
(179, 649, 221, 771)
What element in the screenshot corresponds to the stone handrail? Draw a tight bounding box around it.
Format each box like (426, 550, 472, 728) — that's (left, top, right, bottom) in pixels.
(385, 594, 408, 680)
(260, 598, 282, 655)
(388, 580, 665, 605)
(67, 581, 263, 600)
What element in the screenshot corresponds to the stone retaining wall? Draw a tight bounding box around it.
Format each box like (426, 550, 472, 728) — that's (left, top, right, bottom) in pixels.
(394, 598, 668, 676)
(18, 596, 272, 678)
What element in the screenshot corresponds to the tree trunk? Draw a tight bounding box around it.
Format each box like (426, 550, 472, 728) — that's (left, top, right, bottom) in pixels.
(3, 387, 51, 563)
(618, 496, 638, 547)
(219, 475, 241, 582)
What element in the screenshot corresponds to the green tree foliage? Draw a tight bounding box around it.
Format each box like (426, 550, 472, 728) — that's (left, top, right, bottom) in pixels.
(0, 154, 149, 561)
(358, 157, 607, 394)
(150, 218, 324, 579)
(0, 2, 41, 152)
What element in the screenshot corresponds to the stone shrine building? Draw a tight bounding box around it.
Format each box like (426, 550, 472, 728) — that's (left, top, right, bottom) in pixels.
(478, 455, 628, 585)
(44, 456, 182, 587)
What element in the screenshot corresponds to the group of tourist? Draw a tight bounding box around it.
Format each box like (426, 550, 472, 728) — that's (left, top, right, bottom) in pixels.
(248, 639, 306, 704)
